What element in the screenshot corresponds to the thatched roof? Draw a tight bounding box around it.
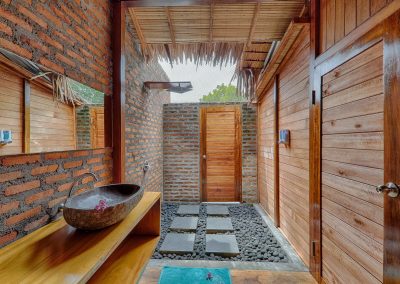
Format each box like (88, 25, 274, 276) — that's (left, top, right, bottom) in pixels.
(128, 1, 305, 100)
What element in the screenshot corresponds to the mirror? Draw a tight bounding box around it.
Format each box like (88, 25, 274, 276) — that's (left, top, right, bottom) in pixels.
(0, 48, 105, 156)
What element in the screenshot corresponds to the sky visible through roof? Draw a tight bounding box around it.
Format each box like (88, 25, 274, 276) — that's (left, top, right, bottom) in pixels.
(159, 60, 237, 103)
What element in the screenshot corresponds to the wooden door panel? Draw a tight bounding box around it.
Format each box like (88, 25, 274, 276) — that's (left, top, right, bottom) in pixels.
(321, 42, 384, 283)
(201, 106, 241, 202)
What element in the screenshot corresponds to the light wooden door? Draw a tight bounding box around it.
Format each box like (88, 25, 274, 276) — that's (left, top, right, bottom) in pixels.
(90, 107, 105, 148)
(200, 106, 242, 202)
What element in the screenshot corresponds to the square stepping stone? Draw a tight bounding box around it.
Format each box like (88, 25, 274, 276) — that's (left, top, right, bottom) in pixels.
(176, 205, 200, 215)
(160, 233, 195, 254)
(207, 205, 229, 216)
(169, 217, 198, 232)
(206, 217, 234, 233)
(206, 234, 239, 257)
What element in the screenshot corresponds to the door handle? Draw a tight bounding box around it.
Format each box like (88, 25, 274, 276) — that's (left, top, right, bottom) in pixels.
(376, 182, 400, 198)
(203, 155, 207, 160)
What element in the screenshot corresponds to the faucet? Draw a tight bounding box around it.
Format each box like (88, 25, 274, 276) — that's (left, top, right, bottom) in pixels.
(67, 171, 99, 198)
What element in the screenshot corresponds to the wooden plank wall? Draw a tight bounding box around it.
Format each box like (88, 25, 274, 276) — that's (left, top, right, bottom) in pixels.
(90, 107, 105, 149)
(258, 88, 275, 218)
(0, 66, 23, 155)
(319, 0, 393, 52)
(321, 42, 384, 283)
(277, 26, 310, 266)
(30, 84, 76, 153)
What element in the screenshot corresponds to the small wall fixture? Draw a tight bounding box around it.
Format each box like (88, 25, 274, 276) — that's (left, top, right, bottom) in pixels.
(0, 130, 12, 145)
(278, 129, 290, 147)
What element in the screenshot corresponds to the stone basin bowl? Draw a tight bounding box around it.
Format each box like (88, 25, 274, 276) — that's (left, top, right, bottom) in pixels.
(63, 184, 144, 230)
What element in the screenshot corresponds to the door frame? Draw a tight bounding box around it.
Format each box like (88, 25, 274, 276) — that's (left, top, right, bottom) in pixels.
(200, 105, 242, 202)
(309, 3, 400, 282)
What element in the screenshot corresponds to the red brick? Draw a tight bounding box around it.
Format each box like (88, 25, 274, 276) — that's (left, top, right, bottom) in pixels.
(0, 171, 22, 182)
(55, 53, 76, 67)
(87, 157, 101, 164)
(67, 49, 85, 64)
(1, 154, 40, 166)
(0, 21, 12, 35)
(81, 175, 97, 184)
(73, 168, 88, 178)
(93, 148, 107, 155)
(72, 150, 89, 158)
(36, 4, 62, 27)
(5, 180, 40, 196)
(39, 57, 64, 74)
(48, 196, 67, 208)
(26, 38, 49, 54)
(63, 160, 82, 169)
(38, 31, 63, 51)
(0, 231, 17, 247)
(93, 164, 105, 172)
(0, 6, 32, 32)
(45, 173, 69, 184)
(25, 189, 54, 204)
(0, 201, 20, 214)
(17, 4, 47, 28)
(44, 152, 69, 160)
(31, 164, 58, 176)
(5, 206, 41, 226)
(57, 182, 73, 192)
(24, 215, 49, 232)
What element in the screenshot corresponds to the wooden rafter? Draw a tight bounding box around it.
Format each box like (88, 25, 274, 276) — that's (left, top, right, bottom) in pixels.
(165, 7, 176, 45)
(247, 2, 261, 46)
(128, 8, 149, 58)
(209, 1, 214, 42)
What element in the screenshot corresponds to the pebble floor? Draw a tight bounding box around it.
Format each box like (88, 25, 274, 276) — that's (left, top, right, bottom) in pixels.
(152, 203, 288, 262)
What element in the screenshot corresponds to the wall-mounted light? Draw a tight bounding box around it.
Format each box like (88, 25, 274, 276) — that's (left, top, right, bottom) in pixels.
(278, 129, 290, 147)
(0, 130, 12, 145)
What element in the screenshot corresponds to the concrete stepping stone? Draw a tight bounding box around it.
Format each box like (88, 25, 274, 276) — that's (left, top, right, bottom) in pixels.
(206, 234, 240, 257)
(176, 205, 200, 215)
(160, 233, 195, 254)
(207, 205, 229, 216)
(206, 217, 234, 233)
(169, 217, 198, 232)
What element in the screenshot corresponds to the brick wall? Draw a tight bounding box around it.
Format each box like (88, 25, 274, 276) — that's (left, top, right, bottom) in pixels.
(124, 18, 170, 192)
(76, 105, 91, 149)
(163, 103, 257, 203)
(163, 104, 201, 202)
(0, 0, 112, 94)
(0, 148, 113, 248)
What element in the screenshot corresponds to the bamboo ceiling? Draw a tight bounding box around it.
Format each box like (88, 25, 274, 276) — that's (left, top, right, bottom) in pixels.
(128, 1, 304, 69)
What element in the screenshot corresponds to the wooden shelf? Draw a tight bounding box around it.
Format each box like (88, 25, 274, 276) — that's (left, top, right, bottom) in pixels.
(0, 192, 161, 284)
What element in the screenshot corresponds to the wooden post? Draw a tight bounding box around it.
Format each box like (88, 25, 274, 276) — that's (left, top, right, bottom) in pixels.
(273, 74, 280, 227)
(112, 1, 126, 183)
(23, 79, 30, 154)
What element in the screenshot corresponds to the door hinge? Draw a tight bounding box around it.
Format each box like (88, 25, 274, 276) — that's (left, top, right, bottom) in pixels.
(312, 240, 317, 257)
(311, 90, 316, 105)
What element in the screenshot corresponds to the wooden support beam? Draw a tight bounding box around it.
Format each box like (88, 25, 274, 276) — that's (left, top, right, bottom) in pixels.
(165, 7, 176, 46)
(247, 2, 261, 46)
(23, 79, 30, 154)
(112, 1, 126, 183)
(273, 74, 280, 227)
(209, 1, 214, 42)
(121, 0, 275, 7)
(128, 8, 148, 58)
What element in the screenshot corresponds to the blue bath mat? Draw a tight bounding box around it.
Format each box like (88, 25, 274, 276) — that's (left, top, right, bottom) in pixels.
(158, 266, 232, 284)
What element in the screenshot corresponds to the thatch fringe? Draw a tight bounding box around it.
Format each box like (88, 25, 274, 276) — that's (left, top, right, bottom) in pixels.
(146, 42, 245, 68)
(234, 68, 255, 102)
(49, 73, 83, 106)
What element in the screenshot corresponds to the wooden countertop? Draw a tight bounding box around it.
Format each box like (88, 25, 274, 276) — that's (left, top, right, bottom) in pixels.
(0, 192, 161, 284)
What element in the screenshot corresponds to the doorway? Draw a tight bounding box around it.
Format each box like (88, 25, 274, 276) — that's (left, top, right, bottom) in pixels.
(200, 105, 242, 202)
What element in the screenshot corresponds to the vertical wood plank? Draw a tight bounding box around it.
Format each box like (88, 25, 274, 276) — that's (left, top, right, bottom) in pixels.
(383, 11, 400, 284)
(326, 0, 336, 49)
(235, 106, 242, 202)
(370, 0, 386, 15)
(112, 1, 126, 183)
(200, 107, 207, 201)
(335, 0, 345, 42)
(273, 75, 280, 227)
(357, 0, 370, 26)
(104, 95, 112, 148)
(345, 0, 357, 35)
(320, 0, 327, 53)
(23, 79, 30, 154)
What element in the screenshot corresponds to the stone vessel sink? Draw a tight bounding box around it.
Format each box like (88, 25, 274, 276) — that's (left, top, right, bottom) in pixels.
(63, 184, 144, 230)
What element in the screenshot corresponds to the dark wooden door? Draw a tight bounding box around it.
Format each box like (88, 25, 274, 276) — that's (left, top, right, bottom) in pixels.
(200, 106, 242, 202)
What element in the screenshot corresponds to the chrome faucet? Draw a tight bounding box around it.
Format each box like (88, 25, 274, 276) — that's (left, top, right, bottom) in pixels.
(68, 172, 99, 198)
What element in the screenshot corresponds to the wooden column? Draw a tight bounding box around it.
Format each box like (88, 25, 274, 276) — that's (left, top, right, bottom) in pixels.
(112, 1, 126, 183)
(383, 11, 400, 284)
(309, 0, 322, 281)
(23, 79, 30, 153)
(273, 74, 280, 227)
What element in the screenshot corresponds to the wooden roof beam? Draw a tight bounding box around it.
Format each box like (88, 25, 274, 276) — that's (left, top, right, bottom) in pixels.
(209, 1, 214, 42)
(121, 0, 272, 7)
(247, 2, 261, 46)
(165, 7, 176, 45)
(128, 8, 149, 58)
